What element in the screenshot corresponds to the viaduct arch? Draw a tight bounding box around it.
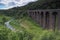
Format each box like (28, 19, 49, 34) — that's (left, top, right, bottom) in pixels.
(27, 9, 60, 30)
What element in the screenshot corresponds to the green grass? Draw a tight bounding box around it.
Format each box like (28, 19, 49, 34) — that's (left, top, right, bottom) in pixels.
(0, 15, 11, 22)
(0, 15, 60, 40)
(0, 15, 33, 40)
(10, 17, 60, 40)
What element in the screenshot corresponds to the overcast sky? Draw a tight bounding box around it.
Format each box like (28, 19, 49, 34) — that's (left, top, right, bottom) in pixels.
(0, 0, 37, 10)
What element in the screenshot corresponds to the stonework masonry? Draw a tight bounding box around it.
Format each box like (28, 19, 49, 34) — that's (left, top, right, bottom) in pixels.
(27, 9, 60, 30)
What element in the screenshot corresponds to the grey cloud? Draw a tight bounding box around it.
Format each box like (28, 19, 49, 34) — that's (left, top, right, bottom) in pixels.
(8, 2, 16, 6)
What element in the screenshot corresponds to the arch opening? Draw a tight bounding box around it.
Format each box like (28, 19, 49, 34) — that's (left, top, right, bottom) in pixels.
(45, 12, 49, 29)
(52, 12, 58, 31)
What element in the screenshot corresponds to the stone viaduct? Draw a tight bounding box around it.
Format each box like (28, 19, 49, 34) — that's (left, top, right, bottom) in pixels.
(27, 9, 60, 30)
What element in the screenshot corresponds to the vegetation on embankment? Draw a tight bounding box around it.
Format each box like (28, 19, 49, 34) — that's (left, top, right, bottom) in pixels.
(10, 16, 60, 40)
(0, 15, 34, 40)
(0, 0, 59, 39)
(0, 15, 60, 40)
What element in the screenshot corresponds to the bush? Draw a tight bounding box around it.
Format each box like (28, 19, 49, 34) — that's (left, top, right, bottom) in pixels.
(0, 27, 34, 40)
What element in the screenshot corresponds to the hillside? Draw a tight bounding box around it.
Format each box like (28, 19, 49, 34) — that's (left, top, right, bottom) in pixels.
(0, 0, 59, 18)
(9, 0, 58, 10)
(0, 0, 58, 11)
(0, 0, 58, 17)
(0, 15, 60, 40)
(0, 0, 60, 40)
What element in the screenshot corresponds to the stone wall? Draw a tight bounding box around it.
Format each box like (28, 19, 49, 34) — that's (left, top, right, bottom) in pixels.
(27, 9, 60, 30)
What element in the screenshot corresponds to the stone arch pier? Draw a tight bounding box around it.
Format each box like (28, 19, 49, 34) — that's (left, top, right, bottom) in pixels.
(27, 9, 60, 30)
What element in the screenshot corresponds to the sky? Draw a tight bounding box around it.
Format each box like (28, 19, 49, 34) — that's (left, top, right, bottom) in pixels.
(0, 0, 37, 10)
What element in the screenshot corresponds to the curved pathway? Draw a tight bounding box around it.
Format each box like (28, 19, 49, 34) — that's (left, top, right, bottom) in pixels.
(5, 19, 15, 31)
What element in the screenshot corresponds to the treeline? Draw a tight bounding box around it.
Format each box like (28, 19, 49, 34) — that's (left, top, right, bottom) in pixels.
(0, 0, 59, 18)
(0, 10, 27, 19)
(10, 0, 58, 10)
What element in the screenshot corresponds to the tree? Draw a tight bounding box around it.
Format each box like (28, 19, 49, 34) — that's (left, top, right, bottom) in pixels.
(2, 17, 7, 24)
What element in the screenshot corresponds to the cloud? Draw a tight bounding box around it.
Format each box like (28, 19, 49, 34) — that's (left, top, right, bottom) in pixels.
(0, 3, 6, 9)
(0, 0, 37, 10)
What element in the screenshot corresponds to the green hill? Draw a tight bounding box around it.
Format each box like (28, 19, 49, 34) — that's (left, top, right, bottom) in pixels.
(0, 15, 60, 40)
(0, 0, 60, 40)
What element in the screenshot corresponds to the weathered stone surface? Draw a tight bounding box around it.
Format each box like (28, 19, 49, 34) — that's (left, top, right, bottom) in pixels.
(28, 9, 59, 30)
